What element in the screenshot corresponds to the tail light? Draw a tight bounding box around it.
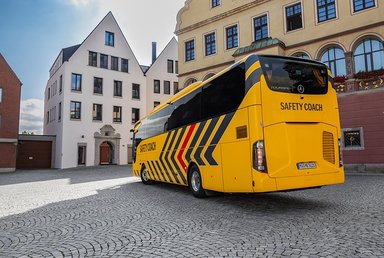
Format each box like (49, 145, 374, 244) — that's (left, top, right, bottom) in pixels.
(253, 140, 267, 172)
(338, 139, 343, 167)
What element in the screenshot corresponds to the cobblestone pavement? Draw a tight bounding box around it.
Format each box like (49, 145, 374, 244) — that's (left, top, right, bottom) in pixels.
(0, 166, 383, 257)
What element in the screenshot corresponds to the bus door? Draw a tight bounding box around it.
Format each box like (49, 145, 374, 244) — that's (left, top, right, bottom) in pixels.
(258, 56, 340, 180)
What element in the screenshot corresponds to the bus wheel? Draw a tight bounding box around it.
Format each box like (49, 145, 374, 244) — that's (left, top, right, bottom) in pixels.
(140, 166, 152, 185)
(189, 165, 206, 198)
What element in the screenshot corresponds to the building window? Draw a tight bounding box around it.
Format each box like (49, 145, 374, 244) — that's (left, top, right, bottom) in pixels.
(132, 83, 140, 99)
(114, 80, 123, 97)
(70, 101, 81, 120)
(184, 78, 197, 88)
(105, 31, 114, 46)
(167, 59, 174, 73)
(58, 102, 62, 122)
(354, 38, 384, 73)
(254, 15, 268, 41)
(342, 128, 364, 150)
(286, 3, 303, 32)
(78, 145, 86, 165)
(111, 56, 119, 71)
(113, 106, 122, 123)
(175, 61, 179, 74)
(71, 73, 82, 91)
(89, 51, 97, 67)
(226, 25, 238, 49)
(154, 101, 160, 108)
(205, 32, 216, 56)
(100, 54, 108, 69)
(164, 81, 171, 94)
(0, 88, 2, 103)
(185, 40, 195, 62)
(93, 104, 102, 121)
(93, 77, 103, 94)
(46, 111, 49, 124)
(353, 0, 375, 12)
(212, 0, 220, 8)
(121, 58, 129, 73)
(47, 87, 50, 100)
(292, 52, 310, 59)
(317, 0, 336, 23)
(132, 108, 140, 124)
(174, 82, 179, 94)
(320, 47, 346, 76)
(59, 75, 63, 93)
(154, 80, 160, 93)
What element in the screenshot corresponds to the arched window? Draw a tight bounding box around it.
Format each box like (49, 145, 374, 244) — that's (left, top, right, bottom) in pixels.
(292, 52, 310, 59)
(203, 73, 215, 81)
(184, 78, 197, 88)
(354, 38, 384, 73)
(320, 47, 346, 76)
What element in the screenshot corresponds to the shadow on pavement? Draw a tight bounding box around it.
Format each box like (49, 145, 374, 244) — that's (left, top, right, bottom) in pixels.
(0, 165, 132, 186)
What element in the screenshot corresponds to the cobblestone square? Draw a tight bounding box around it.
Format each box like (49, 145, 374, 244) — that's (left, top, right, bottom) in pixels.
(0, 166, 383, 257)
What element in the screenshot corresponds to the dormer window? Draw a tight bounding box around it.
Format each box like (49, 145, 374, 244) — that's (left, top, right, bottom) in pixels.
(105, 31, 114, 46)
(212, 0, 220, 8)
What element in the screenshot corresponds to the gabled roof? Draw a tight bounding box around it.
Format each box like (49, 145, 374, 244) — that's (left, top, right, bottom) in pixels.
(63, 44, 81, 62)
(144, 37, 177, 75)
(49, 11, 143, 75)
(0, 53, 22, 85)
(140, 65, 150, 74)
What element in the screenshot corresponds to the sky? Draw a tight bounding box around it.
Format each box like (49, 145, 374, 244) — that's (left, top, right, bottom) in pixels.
(0, 0, 185, 134)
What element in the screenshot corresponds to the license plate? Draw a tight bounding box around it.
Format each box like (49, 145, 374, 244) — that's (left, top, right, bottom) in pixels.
(297, 162, 317, 170)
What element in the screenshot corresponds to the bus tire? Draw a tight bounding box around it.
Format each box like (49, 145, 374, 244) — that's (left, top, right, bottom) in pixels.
(140, 166, 152, 185)
(189, 165, 206, 198)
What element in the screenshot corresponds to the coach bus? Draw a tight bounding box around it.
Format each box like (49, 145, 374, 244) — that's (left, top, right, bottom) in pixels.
(131, 54, 344, 197)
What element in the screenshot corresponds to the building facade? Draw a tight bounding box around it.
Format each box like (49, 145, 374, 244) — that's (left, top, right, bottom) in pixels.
(44, 12, 178, 169)
(176, 0, 383, 86)
(0, 53, 22, 172)
(175, 0, 384, 169)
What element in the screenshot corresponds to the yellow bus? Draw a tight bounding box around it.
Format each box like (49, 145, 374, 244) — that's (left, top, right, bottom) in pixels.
(132, 54, 344, 197)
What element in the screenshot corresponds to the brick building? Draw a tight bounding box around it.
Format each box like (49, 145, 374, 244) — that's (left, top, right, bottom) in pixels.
(0, 53, 22, 172)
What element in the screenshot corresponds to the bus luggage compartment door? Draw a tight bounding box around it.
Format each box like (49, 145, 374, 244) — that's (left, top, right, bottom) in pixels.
(263, 122, 339, 178)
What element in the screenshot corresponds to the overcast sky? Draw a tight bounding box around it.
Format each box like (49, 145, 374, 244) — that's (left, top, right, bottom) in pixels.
(0, 0, 185, 134)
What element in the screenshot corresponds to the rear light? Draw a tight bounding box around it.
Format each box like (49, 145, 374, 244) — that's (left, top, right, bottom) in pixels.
(253, 140, 267, 172)
(338, 139, 343, 167)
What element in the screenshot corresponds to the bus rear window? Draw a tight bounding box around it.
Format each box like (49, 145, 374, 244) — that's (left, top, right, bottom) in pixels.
(259, 56, 328, 94)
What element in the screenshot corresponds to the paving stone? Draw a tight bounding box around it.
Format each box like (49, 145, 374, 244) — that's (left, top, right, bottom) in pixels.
(0, 166, 383, 257)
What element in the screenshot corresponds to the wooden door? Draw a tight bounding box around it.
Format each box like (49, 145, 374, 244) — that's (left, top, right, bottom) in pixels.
(100, 142, 110, 165)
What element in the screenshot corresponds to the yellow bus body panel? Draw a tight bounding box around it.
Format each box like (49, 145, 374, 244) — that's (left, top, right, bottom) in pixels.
(132, 54, 344, 194)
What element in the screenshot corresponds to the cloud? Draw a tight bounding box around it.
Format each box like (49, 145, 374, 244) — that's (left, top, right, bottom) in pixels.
(19, 99, 44, 135)
(67, 0, 96, 7)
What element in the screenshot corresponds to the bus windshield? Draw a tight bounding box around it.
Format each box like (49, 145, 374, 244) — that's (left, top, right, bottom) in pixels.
(259, 56, 328, 95)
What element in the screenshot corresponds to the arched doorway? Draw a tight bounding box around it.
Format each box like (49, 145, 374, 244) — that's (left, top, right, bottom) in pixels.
(100, 142, 113, 165)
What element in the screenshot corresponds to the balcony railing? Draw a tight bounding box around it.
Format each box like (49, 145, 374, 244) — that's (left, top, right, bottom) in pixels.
(334, 70, 384, 93)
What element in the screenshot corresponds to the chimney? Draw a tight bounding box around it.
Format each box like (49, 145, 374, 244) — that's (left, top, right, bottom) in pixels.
(152, 42, 157, 64)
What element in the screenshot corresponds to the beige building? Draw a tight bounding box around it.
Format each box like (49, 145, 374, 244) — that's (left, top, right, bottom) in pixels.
(175, 0, 384, 88)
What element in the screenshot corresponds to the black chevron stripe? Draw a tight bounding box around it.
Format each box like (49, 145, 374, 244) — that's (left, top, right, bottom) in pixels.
(147, 161, 159, 180)
(153, 160, 169, 182)
(159, 132, 174, 183)
(245, 55, 261, 93)
(146, 161, 156, 180)
(185, 121, 206, 162)
(204, 113, 235, 165)
(171, 127, 187, 185)
(194, 117, 219, 166)
(165, 130, 181, 184)
(150, 160, 164, 181)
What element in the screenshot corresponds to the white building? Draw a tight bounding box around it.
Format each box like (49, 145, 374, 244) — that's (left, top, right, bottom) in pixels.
(44, 12, 178, 169)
